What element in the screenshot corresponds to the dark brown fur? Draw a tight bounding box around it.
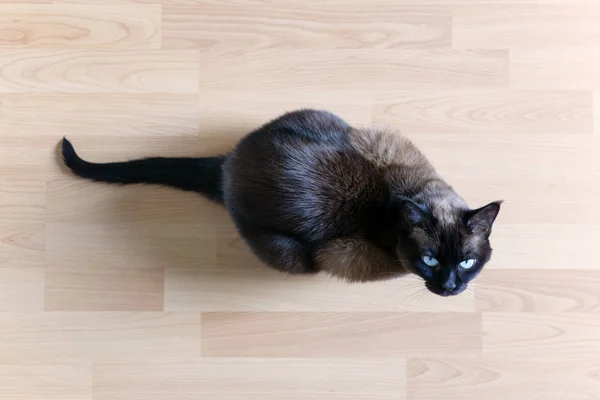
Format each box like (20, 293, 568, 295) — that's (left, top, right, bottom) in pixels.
(61, 109, 501, 297)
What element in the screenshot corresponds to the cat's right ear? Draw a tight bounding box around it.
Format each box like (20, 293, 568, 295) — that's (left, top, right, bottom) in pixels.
(463, 201, 502, 235)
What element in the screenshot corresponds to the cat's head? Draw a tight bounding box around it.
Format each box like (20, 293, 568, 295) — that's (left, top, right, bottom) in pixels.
(397, 199, 502, 297)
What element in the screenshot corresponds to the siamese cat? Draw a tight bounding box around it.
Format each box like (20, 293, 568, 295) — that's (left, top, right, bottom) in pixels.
(61, 109, 501, 297)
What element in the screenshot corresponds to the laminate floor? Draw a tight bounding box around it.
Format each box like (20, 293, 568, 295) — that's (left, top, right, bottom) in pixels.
(1, 1, 599, 399)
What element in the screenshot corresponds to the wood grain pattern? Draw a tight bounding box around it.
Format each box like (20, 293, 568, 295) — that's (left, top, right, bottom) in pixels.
(0, 4, 160, 49)
(369, 49, 508, 90)
(373, 90, 592, 134)
(0, 222, 45, 264)
(0, 136, 58, 178)
(484, 313, 600, 360)
(0, 50, 199, 93)
(1, 1, 600, 398)
(408, 358, 600, 400)
(163, 2, 450, 50)
(202, 312, 481, 357)
(0, 362, 91, 400)
(94, 359, 405, 400)
(0, 179, 46, 222)
(0, 263, 44, 311)
(200, 49, 508, 93)
(198, 90, 372, 131)
(45, 264, 166, 311)
(453, 4, 600, 49)
(0, 94, 200, 136)
(166, 269, 475, 312)
(0, 312, 202, 361)
(511, 45, 600, 90)
(476, 270, 600, 312)
(595, 91, 600, 133)
(486, 225, 600, 270)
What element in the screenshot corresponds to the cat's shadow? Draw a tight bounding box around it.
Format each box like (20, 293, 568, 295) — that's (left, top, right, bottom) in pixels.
(55, 129, 306, 309)
(108, 188, 310, 310)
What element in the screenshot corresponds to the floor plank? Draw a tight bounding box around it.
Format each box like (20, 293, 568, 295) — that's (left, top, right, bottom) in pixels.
(199, 49, 508, 93)
(0, 4, 160, 50)
(511, 45, 600, 90)
(0, 312, 202, 361)
(0, 94, 200, 136)
(94, 359, 404, 400)
(483, 313, 600, 360)
(202, 312, 481, 357)
(476, 270, 600, 312)
(408, 358, 600, 400)
(373, 90, 592, 134)
(0, 50, 199, 93)
(453, 4, 600, 49)
(0, 362, 91, 400)
(163, 1, 450, 50)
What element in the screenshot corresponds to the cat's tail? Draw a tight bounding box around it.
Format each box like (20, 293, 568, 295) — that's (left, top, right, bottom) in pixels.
(61, 137, 226, 204)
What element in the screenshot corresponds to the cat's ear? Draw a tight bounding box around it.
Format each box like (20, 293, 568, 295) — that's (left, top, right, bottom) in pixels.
(463, 201, 502, 235)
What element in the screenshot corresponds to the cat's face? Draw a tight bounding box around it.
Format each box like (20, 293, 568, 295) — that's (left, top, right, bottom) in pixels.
(398, 201, 501, 297)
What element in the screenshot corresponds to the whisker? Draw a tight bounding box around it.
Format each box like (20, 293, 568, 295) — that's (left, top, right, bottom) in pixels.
(399, 290, 420, 304)
(400, 287, 429, 306)
(396, 284, 425, 294)
(374, 271, 408, 280)
(418, 288, 430, 303)
(405, 291, 425, 305)
(399, 286, 425, 303)
(416, 289, 429, 304)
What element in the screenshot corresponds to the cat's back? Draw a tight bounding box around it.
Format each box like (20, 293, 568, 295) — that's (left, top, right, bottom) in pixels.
(348, 127, 436, 177)
(223, 110, 437, 241)
(223, 111, 388, 240)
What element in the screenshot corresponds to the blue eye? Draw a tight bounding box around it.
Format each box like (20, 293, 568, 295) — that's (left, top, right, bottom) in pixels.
(422, 256, 439, 267)
(460, 259, 476, 269)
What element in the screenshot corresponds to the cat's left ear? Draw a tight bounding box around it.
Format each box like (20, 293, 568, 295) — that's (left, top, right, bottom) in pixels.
(463, 201, 502, 235)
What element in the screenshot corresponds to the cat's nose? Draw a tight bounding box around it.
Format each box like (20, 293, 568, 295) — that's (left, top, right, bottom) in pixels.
(442, 281, 456, 291)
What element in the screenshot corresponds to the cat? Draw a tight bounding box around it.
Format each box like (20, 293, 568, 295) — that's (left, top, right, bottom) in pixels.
(61, 109, 501, 297)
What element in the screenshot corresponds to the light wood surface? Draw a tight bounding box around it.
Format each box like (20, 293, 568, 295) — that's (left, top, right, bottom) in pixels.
(1, 1, 599, 399)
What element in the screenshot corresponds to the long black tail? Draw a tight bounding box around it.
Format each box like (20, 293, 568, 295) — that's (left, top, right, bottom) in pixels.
(61, 138, 226, 204)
